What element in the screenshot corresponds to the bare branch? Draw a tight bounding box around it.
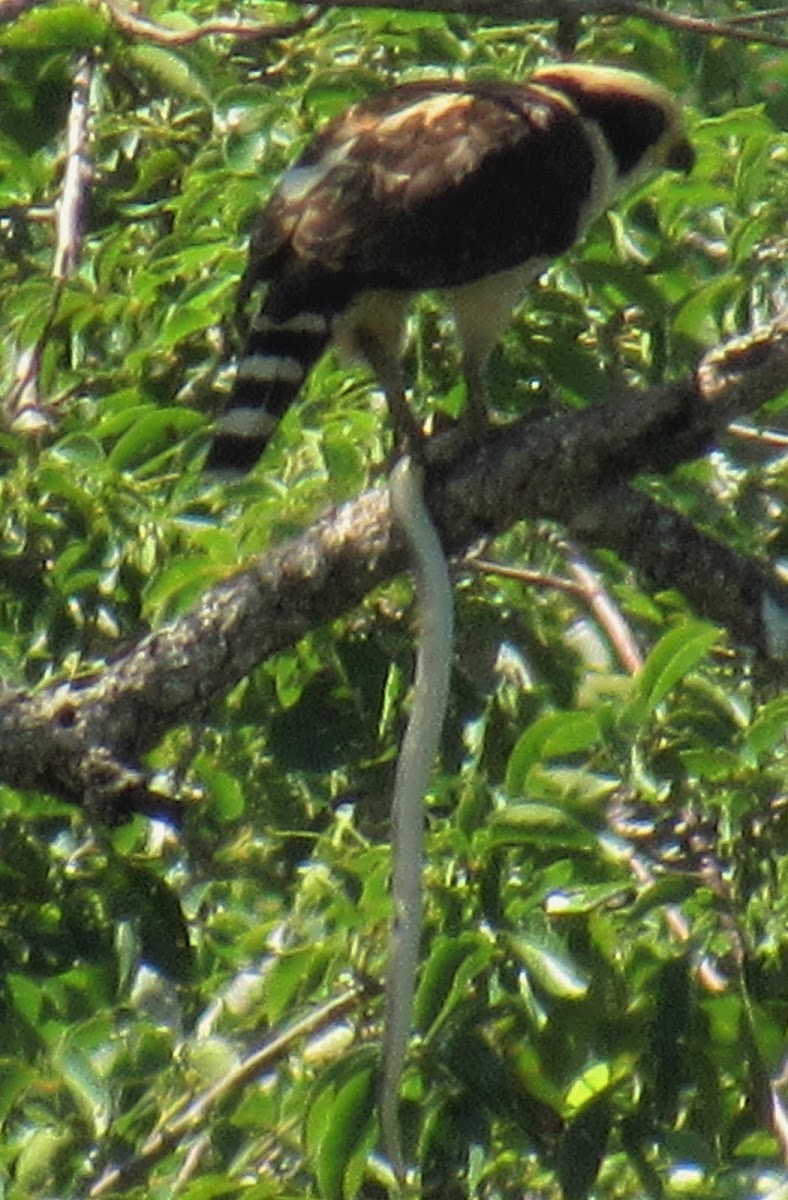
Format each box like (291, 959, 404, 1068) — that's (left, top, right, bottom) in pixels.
(725, 5, 788, 25)
(103, 0, 325, 46)
(7, 345, 48, 434)
(465, 556, 588, 597)
(262, 0, 788, 48)
(571, 484, 786, 656)
(697, 322, 788, 410)
(611, 0, 788, 48)
(0, 317, 785, 812)
(466, 549, 644, 672)
(88, 978, 372, 1197)
(560, 539, 644, 673)
(6, 57, 94, 432)
(53, 56, 93, 279)
(728, 421, 788, 451)
(623, 846, 730, 993)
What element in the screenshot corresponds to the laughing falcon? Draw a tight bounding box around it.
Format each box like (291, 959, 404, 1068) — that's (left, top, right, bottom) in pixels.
(208, 62, 694, 471)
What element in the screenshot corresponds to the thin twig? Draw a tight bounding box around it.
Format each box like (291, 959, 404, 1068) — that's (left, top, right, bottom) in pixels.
(103, 0, 325, 46)
(54, 55, 93, 280)
(88, 979, 372, 1197)
(728, 421, 788, 450)
(467, 548, 644, 671)
(465, 556, 587, 597)
(613, 0, 788, 47)
(771, 1057, 788, 1165)
(267, 0, 788, 48)
(627, 853, 729, 993)
(559, 538, 644, 673)
(8, 346, 45, 433)
(7, 56, 93, 430)
(172, 1134, 211, 1191)
(724, 5, 788, 24)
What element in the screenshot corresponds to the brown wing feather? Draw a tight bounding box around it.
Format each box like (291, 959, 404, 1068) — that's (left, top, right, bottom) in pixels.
(252, 81, 597, 318)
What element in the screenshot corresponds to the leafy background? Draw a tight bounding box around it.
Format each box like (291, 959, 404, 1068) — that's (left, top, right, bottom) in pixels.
(0, 1, 786, 1197)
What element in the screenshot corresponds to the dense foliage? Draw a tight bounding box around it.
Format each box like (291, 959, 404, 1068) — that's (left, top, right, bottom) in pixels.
(0, 2, 786, 1198)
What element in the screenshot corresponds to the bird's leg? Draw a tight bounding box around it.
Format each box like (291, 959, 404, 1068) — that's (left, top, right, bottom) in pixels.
(460, 350, 491, 439)
(354, 327, 425, 460)
(383, 378, 424, 460)
(425, 348, 491, 466)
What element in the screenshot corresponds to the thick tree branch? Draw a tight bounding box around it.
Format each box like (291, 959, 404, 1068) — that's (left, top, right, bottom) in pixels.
(0, 318, 785, 811)
(572, 486, 785, 652)
(0, 0, 41, 22)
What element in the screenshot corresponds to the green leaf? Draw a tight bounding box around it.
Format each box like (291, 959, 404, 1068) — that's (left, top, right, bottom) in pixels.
(0, 2, 106, 49)
(143, 555, 225, 621)
(0, 132, 39, 195)
(7, 973, 43, 1025)
(522, 766, 619, 809)
(505, 711, 600, 795)
(177, 1176, 243, 1199)
(415, 932, 494, 1036)
(673, 278, 740, 343)
(627, 874, 699, 918)
(487, 802, 596, 851)
(121, 148, 183, 200)
(120, 865, 193, 982)
(158, 298, 222, 348)
(565, 1060, 626, 1111)
(195, 762, 245, 821)
(507, 934, 589, 999)
(107, 408, 203, 470)
(53, 1036, 112, 1135)
(0, 1062, 37, 1125)
(263, 947, 333, 1026)
(622, 620, 720, 728)
(545, 883, 628, 916)
(529, 334, 608, 403)
(127, 45, 210, 104)
(13, 1127, 72, 1193)
(316, 1058, 377, 1200)
(746, 696, 788, 761)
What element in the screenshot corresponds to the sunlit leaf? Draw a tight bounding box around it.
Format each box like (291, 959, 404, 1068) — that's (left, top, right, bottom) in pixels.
(746, 696, 788, 760)
(507, 934, 589, 999)
(107, 408, 203, 470)
(415, 932, 494, 1036)
(0, 2, 106, 48)
(142, 554, 226, 621)
(12, 1128, 72, 1193)
(127, 44, 210, 103)
(488, 802, 596, 850)
(622, 620, 721, 728)
(315, 1055, 377, 1200)
(505, 711, 600, 796)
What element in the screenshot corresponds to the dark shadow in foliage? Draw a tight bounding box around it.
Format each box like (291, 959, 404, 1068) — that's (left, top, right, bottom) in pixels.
(558, 1093, 614, 1200)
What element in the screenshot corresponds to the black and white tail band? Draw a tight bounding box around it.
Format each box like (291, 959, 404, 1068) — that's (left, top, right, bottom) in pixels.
(206, 310, 330, 471)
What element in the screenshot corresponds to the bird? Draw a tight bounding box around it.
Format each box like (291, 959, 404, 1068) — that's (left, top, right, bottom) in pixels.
(207, 62, 694, 472)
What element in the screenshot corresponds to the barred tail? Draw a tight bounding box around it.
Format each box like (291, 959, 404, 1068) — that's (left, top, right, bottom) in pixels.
(206, 309, 331, 472)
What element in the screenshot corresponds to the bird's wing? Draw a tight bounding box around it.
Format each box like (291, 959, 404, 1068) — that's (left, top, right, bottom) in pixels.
(249, 81, 598, 314)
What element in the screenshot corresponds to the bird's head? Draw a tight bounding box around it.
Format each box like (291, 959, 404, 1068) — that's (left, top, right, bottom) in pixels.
(531, 62, 695, 183)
